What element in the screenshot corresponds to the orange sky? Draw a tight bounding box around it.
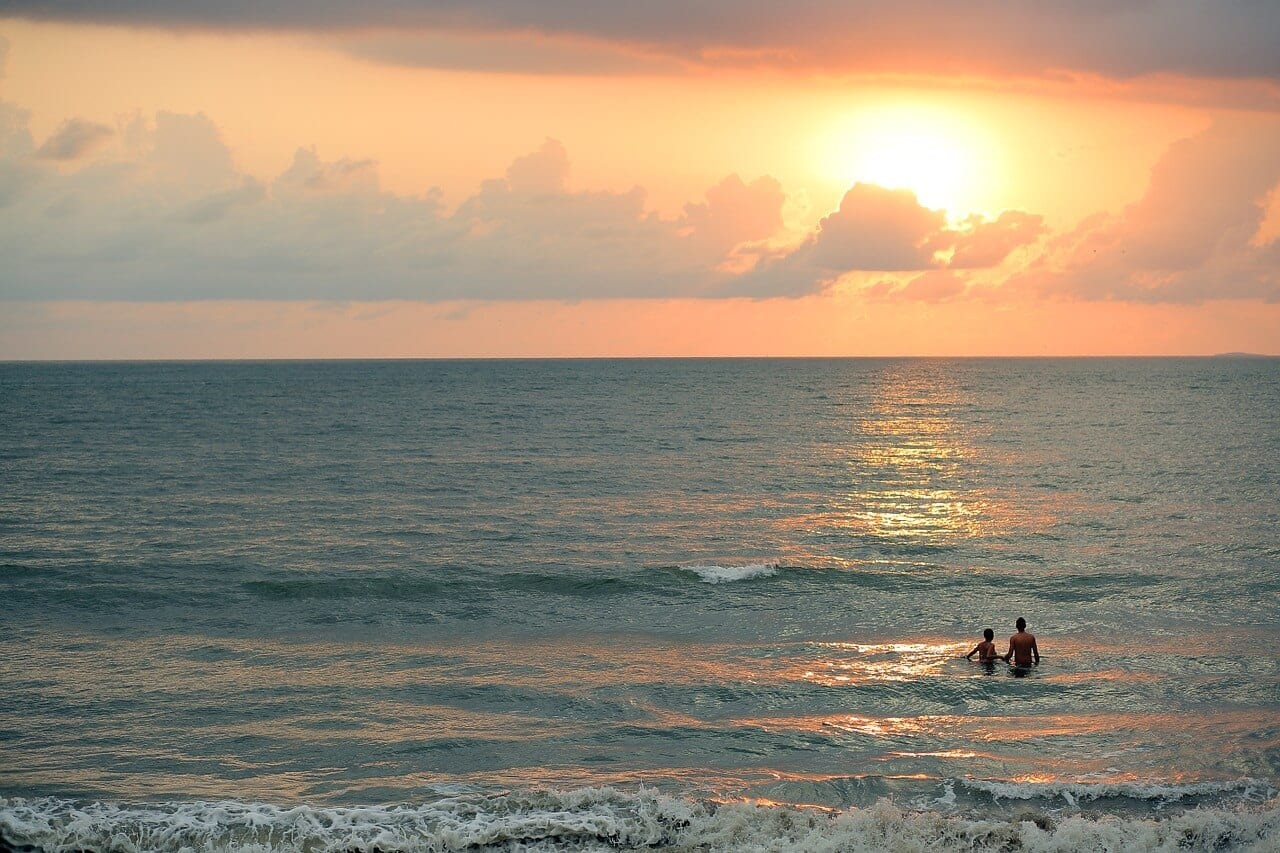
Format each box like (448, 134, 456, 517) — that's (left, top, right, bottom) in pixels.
(1, 6, 1278, 357)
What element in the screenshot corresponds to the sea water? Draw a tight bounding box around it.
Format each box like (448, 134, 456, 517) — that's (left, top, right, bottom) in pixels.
(1, 358, 1277, 851)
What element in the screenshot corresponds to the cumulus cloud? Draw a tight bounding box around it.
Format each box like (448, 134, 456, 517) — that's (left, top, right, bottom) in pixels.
(948, 211, 1047, 269)
(731, 184, 1043, 296)
(179, 179, 265, 224)
(809, 184, 948, 271)
(0, 106, 1046, 302)
(5, 1, 1279, 84)
(1, 103, 1270, 306)
(35, 118, 114, 161)
(0, 105, 798, 300)
(141, 111, 238, 188)
(682, 174, 786, 258)
(1014, 118, 1280, 303)
(502, 138, 569, 195)
(277, 146, 378, 194)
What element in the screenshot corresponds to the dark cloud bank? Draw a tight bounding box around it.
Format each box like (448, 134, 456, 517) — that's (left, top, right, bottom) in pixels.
(5, 1, 1280, 81)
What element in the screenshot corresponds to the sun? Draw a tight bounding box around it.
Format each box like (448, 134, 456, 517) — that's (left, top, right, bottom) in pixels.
(823, 103, 997, 215)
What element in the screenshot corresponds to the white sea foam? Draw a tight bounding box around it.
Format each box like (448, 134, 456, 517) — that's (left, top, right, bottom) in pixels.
(960, 776, 1276, 807)
(682, 563, 779, 584)
(3, 787, 1278, 853)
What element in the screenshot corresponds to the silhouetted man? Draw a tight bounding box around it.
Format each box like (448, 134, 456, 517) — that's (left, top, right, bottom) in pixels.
(1003, 617, 1039, 667)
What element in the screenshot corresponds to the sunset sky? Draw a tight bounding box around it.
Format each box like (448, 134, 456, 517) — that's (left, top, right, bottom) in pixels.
(2, 1, 1279, 357)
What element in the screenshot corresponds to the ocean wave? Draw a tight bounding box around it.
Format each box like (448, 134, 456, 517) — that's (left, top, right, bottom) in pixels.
(2, 787, 1278, 852)
(240, 571, 646, 602)
(680, 563, 780, 584)
(241, 576, 443, 601)
(959, 777, 1276, 808)
(501, 572, 645, 597)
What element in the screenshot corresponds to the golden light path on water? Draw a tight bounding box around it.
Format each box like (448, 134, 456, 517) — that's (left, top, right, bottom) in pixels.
(793, 642, 958, 685)
(793, 362, 1052, 548)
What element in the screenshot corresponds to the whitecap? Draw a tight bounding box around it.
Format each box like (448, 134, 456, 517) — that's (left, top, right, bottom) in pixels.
(2, 788, 1278, 853)
(960, 776, 1275, 806)
(681, 563, 779, 584)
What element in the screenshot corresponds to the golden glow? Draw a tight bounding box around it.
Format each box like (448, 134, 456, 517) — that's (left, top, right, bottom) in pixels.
(780, 363, 1080, 541)
(888, 749, 980, 759)
(794, 641, 960, 686)
(823, 103, 1000, 214)
(842, 365, 995, 542)
(6, 298, 1280, 360)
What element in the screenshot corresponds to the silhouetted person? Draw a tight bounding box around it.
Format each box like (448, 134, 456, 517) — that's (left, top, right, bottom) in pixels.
(1003, 617, 1039, 667)
(965, 628, 999, 662)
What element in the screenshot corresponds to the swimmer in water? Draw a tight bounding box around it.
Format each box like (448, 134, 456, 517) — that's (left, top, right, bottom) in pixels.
(964, 628, 1000, 662)
(1003, 617, 1040, 667)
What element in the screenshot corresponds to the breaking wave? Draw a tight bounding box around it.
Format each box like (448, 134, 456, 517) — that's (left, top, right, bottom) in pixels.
(3, 783, 1277, 853)
(959, 776, 1276, 808)
(680, 563, 780, 584)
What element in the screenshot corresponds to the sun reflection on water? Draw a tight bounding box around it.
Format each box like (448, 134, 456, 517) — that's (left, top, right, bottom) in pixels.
(823, 363, 1014, 544)
(794, 641, 960, 686)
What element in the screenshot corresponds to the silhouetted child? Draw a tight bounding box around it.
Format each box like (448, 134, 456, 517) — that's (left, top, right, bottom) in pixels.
(965, 628, 999, 662)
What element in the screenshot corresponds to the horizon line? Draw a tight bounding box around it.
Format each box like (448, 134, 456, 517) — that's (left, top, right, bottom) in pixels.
(2, 353, 1276, 364)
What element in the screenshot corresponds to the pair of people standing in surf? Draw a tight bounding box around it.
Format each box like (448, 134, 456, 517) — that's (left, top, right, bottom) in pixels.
(964, 617, 1040, 667)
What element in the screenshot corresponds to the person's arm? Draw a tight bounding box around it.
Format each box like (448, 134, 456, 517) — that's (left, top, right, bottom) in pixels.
(964, 644, 979, 660)
(1002, 637, 1014, 662)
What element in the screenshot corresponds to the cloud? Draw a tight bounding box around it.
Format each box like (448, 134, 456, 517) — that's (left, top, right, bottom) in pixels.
(0, 101, 39, 208)
(502, 137, 568, 195)
(142, 111, 238, 188)
(0, 33, 9, 79)
(731, 184, 1043, 296)
(0, 102, 1271, 306)
(810, 184, 948, 271)
(0, 104, 797, 301)
(276, 146, 377, 194)
(35, 118, 114, 160)
(0, 102, 35, 159)
(179, 179, 265, 224)
(0, 103, 1045, 302)
(948, 211, 1047, 269)
(1014, 117, 1280, 303)
(5, 2, 1280, 84)
(342, 30, 685, 76)
(682, 174, 786, 257)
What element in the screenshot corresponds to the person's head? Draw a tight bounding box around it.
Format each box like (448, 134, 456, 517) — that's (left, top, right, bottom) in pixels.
(983, 628, 994, 641)
(1016, 617, 1027, 631)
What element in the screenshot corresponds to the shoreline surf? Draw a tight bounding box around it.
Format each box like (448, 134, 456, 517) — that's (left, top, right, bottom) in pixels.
(3, 781, 1278, 853)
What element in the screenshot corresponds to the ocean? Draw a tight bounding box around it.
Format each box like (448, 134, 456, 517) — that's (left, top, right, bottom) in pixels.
(1, 358, 1277, 851)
